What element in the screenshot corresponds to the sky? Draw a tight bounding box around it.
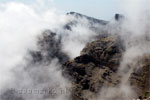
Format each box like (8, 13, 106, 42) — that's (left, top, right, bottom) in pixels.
(0, 0, 123, 20)
(54, 0, 123, 20)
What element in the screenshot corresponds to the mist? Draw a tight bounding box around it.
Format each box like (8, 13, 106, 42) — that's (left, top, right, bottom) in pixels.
(0, 1, 102, 100)
(0, 0, 150, 100)
(98, 0, 150, 100)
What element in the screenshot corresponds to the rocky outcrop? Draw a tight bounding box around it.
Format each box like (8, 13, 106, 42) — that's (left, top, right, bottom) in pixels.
(67, 12, 109, 25)
(1, 12, 149, 100)
(129, 55, 150, 98)
(62, 35, 124, 100)
(62, 35, 150, 100)
(30, 30, 69, 64)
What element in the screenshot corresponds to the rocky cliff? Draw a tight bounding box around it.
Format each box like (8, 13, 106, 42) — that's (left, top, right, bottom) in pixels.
(62, 34, 150, 100)
(0, 12, 149, 100)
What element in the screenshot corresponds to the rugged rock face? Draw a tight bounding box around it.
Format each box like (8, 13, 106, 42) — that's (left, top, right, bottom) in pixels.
(62, 35, 150, 100)
(0, 12, 110, 100)
(67, 12, 109, 25)
(62, 35, 124, 100)
(129, 55, 150, 98)
(1, 12, 149, 100)
(30, 30, 69, 64)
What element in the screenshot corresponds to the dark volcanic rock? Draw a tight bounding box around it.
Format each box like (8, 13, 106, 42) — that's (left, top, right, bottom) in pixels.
(129, 55, 150, 98)
(114, 14, 124, 21)
(31, 30, 69, 64)
(81, 35, 124, 72)
(67, 12, 109, 25)
(63, 35, 150, 100)
(64, 12, 109, 31)
(63, 35, 124, 100)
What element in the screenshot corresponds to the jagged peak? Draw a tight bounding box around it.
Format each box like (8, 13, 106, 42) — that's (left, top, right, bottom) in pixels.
(67, 12, 108, 25)
(114, 13, 124, 21)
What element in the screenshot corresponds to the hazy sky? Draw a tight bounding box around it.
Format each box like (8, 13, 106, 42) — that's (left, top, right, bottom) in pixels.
(54, 0, 123, 20)
(0, 0, 123, 20)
